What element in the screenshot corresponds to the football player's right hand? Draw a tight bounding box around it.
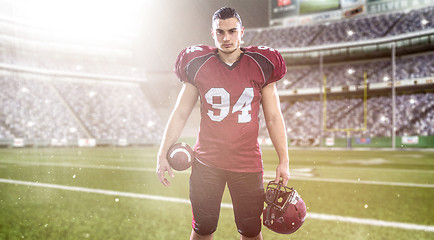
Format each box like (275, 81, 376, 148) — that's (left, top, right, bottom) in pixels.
(156, 155, 174, 187)
(274, 161, 290, 186)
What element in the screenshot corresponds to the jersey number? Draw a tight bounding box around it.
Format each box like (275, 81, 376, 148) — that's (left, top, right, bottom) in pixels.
(186, 46, 203, 53)
(205, 88, 254, 123)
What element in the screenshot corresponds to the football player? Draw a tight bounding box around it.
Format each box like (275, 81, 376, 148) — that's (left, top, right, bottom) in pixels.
(157, 7, 290, 240)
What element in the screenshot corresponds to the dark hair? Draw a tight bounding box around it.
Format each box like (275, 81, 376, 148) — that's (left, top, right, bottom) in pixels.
(212, 7, 242, 27)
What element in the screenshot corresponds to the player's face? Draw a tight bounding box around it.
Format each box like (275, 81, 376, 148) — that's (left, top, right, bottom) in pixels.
(212, 17, 244, 55)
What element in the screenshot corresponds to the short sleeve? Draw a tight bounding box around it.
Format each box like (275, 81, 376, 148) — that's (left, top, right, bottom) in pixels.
(174, 47, 190, 84)
(268, 48, 287, 84)
(245, 46, 287, 86)
(257, 46, 287, 85)
(174, 45, 214, 85)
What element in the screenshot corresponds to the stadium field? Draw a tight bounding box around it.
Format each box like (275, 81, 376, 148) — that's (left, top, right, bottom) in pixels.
(0, 147, 433, 239)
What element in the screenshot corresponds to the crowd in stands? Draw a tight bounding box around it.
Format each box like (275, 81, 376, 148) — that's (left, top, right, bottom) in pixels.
(244, 6, 433, 48)
(271, 53, 433, 143)
(0, 46, 144, 79)
(0, 18, 145, 78)
(395, 93, 433, 137)
(0, 75, 85, 140)
(0, 15, 159, 144)
(0, 5, 432, 146)
(0, 73, 163, 143)
(279, 52, 434, 89)
(259, 93, 433, 143)
(53, 79, 163, 141)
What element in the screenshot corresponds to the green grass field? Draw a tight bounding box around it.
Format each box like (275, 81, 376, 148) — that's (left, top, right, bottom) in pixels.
(0, 147, 433, 239)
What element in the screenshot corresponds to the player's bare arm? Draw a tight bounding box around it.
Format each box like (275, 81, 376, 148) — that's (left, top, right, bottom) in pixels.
(261, 82, 290, 186)
(157, 82, 199, 186)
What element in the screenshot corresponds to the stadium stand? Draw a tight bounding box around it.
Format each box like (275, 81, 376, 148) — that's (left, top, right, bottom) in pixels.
(253, 5, 434, 146)
(281, 52, 434, 89)
(0, 75, 85, 140)
(267, 93, 433, 142)
(0, 14, 163, 146)
(0, 71, 163, 144)
(0, 3, 432, 148)
(0, 17, 144, 78)
(244, 6, 434, 48)
(52, 79, 163, 142)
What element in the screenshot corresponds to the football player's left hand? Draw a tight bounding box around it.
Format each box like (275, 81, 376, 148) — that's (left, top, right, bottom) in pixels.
(156, 155, 174, 187)
(274, 161, 290, 186)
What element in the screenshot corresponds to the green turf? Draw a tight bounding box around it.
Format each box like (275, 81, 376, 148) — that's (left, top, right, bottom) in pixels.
(0, 147, 433, 239)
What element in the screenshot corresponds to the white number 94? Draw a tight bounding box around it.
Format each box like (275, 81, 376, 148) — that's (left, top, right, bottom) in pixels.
(204, 87, 254, 123)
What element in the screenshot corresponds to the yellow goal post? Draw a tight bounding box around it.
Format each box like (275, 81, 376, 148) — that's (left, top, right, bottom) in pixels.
(322, 72, 368, 137)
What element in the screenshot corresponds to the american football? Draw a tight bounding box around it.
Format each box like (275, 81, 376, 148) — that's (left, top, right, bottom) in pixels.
(166, 142, 194, 171)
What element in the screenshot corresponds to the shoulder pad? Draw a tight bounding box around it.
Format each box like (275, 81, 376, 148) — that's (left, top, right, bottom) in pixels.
(244, 46, 287, 85)
(174, 45, 215, 83)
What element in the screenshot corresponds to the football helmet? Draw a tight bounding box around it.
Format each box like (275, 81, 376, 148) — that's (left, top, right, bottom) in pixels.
(263, 181, 306, 234)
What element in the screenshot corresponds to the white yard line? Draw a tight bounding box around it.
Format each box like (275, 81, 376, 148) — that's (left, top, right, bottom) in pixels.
(263, 173, 434, 188)
(307, 213, 434, 232)
(5, 159, 434, 174)
(262, 163, 434, 174)
(1, 178, 433, 233)
(0, 160, 155, 172)
(1, 160, 433, 188)
(301, 165, 434, 174)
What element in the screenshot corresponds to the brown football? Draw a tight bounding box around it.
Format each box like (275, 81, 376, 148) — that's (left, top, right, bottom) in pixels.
(166, 142, 194, 171)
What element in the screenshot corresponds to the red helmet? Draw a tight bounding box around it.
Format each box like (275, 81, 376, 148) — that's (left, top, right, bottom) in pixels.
(263, 181, 306, 234)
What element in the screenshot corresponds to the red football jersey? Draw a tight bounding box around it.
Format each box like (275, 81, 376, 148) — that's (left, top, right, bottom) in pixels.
(174, 45, 287, 172)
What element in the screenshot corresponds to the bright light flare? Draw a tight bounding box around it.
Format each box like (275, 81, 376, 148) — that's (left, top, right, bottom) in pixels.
(421, 19, 429, 26)
(11, 0, 146, 38)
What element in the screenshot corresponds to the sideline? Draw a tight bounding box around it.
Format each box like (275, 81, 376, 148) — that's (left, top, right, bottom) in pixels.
(1, 178, 433, 233)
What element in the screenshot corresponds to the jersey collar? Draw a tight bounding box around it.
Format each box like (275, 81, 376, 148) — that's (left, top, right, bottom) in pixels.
(214, 48, 245, 70)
